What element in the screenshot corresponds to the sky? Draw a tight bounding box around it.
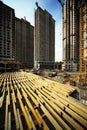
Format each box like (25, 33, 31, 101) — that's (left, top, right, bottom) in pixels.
(2, 0, 63, 61)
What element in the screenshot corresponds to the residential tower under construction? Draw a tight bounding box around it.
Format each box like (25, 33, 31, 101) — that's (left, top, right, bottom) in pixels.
(62, 0, 87, 72)
(34, 5, 55, 69)
(62, 0, 79, 71)
(0, 1, 15, 71)
(15, 18, 34, 68)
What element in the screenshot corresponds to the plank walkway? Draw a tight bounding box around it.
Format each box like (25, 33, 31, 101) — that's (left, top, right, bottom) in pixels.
(0, 72, 87, 130)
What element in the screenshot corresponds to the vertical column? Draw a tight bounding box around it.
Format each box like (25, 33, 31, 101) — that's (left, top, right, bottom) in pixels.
(66, 0, 70, 70)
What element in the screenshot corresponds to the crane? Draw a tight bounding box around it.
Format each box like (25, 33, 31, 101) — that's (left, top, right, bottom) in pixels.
(57, 0, 64, 7)
(35, 2, 39, 7)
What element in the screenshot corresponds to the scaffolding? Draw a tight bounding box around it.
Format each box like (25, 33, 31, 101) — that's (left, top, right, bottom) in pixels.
(79, 1, 87, 73)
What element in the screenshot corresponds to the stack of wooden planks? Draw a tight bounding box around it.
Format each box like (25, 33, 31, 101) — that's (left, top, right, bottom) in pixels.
(0, 72, 87, 130)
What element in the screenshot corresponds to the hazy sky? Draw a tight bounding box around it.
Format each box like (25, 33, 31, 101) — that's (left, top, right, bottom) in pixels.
(2, 0, 63, 61)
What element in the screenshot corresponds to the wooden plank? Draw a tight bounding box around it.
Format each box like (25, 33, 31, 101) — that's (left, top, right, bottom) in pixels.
(5, 95, 8, 130)
(38, 89, 84, 130)
(48, 92, 87, 120)
(22, 90, 43, 127)
(35, 109, 50, 130)
(8, 112, 11, 130)
(58, 94, 87, 116)
(21, 82, 39, 107)
(52, 100, 84, 130)
(11, 93, 19, 130)
(17, 109, 23, 130)
(68, 103, 87, 120)
(68, 96, 87, 113)
(65, 107, 87, 128)
(22, 81, 40, 105)
(37, 91, 71, 130)
(39, 88, 87, 127)
(7, 88, 10, 106)
(39, 102, 63, 130)
(25, 106, 36, 130)
(0, 89, 5, 108)
(17, 89, 33, 130)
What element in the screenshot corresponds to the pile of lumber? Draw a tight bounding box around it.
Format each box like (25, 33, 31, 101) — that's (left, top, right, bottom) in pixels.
(0, 72, 87, 130)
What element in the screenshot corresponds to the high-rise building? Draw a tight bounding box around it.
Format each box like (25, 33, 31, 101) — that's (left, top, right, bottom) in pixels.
(62, 0, 79, 71)
(79, 1, 87, 72)
(0, 1, 15, 61)
(0, 1, 16, 71)
(34, 6, 55, 69)
(15, 17, 34, 68)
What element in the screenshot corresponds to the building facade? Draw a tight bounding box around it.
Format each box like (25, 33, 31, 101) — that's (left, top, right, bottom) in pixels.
(34, 6, 55, 69)
(0, 1, 15, 61)
(15, 18, 34, 68)
(62, 0, 79, 71)
(0, 1, 16, 71)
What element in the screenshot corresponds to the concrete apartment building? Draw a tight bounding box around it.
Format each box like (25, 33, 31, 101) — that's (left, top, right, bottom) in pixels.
(15, 18, 34, 68)
(0, 1, 15, 71)
(62, 0, 79, 71)
(34, 6, 55, 69)
(0, 1, 34, 71)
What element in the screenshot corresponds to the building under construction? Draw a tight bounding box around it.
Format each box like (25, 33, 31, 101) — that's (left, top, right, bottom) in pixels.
(0, 1, 34, 71)
(34, 5, 55, 69)
(62, 0, 79, 71)
(62, 0, 87, 72)
(15, 18, 34, 69)
(79, 1, 87, 73)
(0, 1, 16, 71)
